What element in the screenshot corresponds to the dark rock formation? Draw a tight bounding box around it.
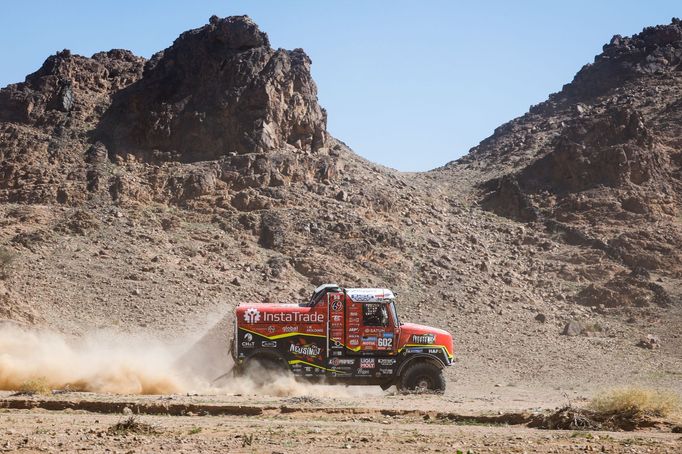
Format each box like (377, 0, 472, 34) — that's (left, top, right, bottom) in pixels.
(560, 18, 682, 101)
(519, 107, 664, 193)
(0, 16, 329, 207)
(95, 16, 327, 162)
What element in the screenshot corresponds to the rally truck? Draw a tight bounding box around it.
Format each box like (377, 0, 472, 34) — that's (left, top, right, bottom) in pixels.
(231, 284, 454, 392)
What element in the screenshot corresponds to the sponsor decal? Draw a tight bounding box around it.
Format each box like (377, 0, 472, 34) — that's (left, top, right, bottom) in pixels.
(364, 327, 383, 333)
(427, 349, 441, 354)
(282, 325, 298, 333)
(241, 332, 255, 348)
(360, 358, 375, 369)
(330, 358, 355, 368)
(261, 340, 277, 348)
(289, 340, 322, 358)
(334, 358, 356, 365)
(348, 339, 360, 346)
(406, 347, 424, 353)
(263, 311, 324, 323)
(304, 326, 325, 334)
(411, 333, 436, 344)
(348, 311, 360, 317)
(348, 317, 360, 324)
(267, 325, 276, 333)
(243, 308, 261, 324)
(332, 315, 343, 322)
(379, 368, 393, 375)
(348, 327, 359, 333)
(331, 301, 343, 311)
(383, 332, 394, 338)
(355, 368, 370, 375)
(331, 351, 343, 356)
(362, 336, 377, 345)
(351, 293, 375, 302)
(378, 358, 397, 366)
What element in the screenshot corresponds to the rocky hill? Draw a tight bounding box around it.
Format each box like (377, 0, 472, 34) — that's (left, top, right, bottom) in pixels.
(442, 19, 682, 309)
(0, 16, 680, 392)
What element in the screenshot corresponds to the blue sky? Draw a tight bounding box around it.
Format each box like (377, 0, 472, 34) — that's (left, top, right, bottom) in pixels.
(0, 1, 679, 171)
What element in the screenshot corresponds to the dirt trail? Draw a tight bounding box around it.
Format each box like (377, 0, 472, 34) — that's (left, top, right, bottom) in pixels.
(1, 400, 680, 453)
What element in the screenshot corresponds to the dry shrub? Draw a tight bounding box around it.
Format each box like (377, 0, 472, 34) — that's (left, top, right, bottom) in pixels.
(18, 377, 51, 395)
(531, 388, 681, 431)
(590, 387, 680, 418)
(108, 416, 160, 435)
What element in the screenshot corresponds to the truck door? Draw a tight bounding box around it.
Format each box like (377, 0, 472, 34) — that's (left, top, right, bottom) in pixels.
(345, 300, 397, 355)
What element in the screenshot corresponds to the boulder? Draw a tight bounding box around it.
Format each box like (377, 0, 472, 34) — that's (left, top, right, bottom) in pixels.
(636, 334, 661, 349)
(562, 320, 584, 336)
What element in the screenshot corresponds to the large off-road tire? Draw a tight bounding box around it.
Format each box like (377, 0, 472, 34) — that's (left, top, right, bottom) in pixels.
(398, 361, 446, 393)
(240, 356, 288, 387)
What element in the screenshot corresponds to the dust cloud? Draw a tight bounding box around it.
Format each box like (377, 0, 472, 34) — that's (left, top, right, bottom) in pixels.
(0, 324, 185, 394)
(213, 364, 383, 399)
(0, 322, 382, 398)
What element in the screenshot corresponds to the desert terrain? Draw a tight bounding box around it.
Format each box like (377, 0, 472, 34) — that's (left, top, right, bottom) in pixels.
(1, 15, 682, 453)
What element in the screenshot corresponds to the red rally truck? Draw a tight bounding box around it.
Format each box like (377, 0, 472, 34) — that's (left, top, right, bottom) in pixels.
(231, 284, 454, 391)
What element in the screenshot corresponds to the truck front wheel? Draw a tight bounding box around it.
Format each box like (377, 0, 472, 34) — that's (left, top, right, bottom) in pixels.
(398, 361, 446, 393)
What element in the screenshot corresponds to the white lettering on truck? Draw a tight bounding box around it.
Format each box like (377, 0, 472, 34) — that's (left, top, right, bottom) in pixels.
(242, 308, 324, 324)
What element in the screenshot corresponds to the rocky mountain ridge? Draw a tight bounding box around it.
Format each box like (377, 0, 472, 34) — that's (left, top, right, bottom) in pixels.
(439, 19, 682, 313)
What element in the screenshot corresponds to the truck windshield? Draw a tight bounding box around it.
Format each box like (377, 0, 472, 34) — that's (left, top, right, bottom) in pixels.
(388, 301, 400, 326)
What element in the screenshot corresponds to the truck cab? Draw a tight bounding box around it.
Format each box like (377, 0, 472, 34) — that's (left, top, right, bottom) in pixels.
(232, 284, 454, 392)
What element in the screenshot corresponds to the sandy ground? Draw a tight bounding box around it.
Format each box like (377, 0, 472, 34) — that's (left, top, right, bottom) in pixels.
(1, 389, 681, 453)
(2, 409, 681, 454)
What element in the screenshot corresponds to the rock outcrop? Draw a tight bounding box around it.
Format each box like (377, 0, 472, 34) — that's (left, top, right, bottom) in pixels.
(0, 16, 329, 208)
(562, 18, 682, 100)
(96, 15, 327, 162)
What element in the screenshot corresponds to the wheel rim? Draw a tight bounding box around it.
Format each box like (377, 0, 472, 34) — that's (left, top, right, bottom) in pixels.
(415, 375, 433, 391)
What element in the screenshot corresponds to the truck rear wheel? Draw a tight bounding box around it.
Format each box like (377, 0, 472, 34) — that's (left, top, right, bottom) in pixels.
(241, 356, 288, 387)
(398, 361, 446, 393)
